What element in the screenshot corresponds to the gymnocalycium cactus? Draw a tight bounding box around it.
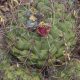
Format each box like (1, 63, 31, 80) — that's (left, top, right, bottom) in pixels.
(6, 0, 75, 68)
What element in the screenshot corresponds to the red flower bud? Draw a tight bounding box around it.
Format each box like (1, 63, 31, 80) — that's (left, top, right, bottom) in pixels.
(37, 25, 51, 37)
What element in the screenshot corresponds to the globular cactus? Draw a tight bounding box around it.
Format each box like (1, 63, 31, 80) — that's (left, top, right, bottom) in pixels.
(6, 0, 75, 68)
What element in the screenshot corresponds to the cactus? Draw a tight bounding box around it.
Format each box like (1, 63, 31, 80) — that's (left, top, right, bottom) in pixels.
(5, 0, 75, 69)
(0, 0, 78, 80)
